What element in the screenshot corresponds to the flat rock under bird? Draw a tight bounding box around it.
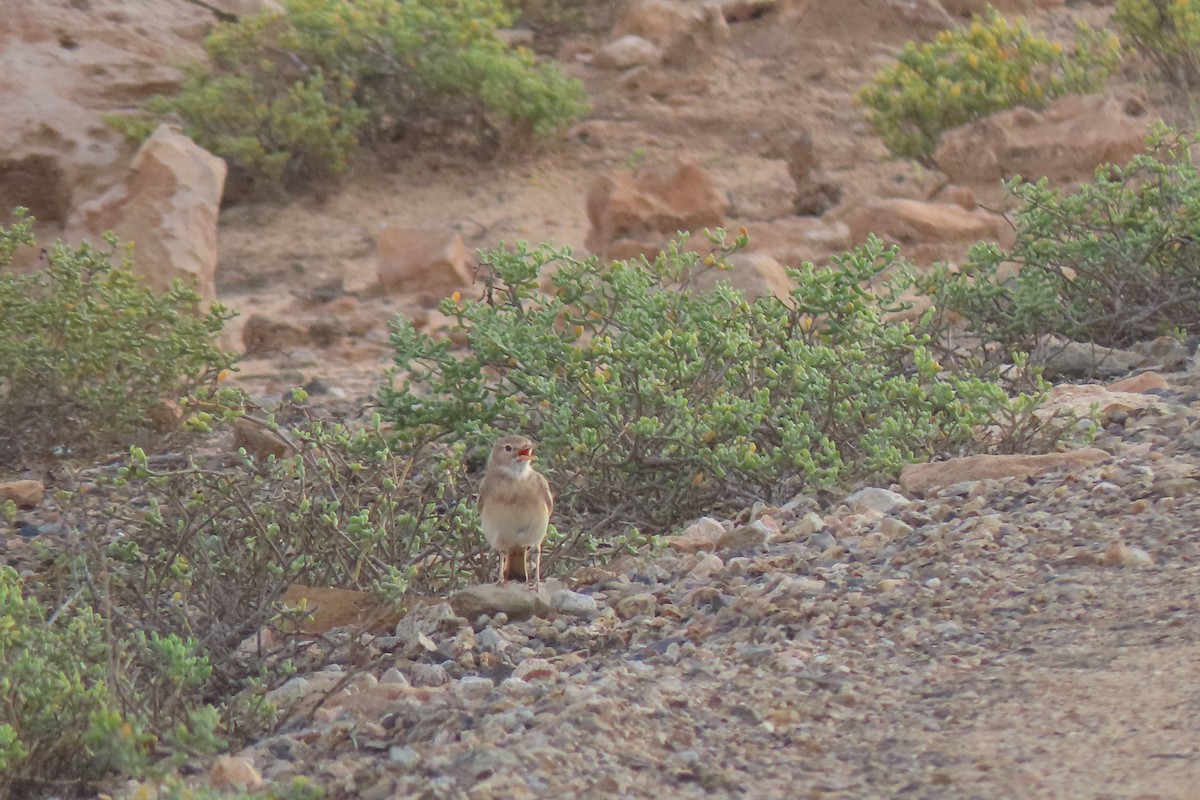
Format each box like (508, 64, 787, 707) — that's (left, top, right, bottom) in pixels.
(477, 435, 553, 586)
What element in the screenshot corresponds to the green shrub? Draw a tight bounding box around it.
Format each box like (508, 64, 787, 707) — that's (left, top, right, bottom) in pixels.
(120, 0, 587, 188)
(381, 231, 1050, 543)
(932, 126, 1200, 356)
(858, 7, 1120, 161)
(0, 210, 236, 466)
(1115, 0, 1200, 87)
(0, 565, 221, 796)
(57, 400, 481, 730)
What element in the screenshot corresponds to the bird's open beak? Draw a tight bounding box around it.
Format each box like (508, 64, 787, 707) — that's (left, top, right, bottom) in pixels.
(517, 447, 535, 461)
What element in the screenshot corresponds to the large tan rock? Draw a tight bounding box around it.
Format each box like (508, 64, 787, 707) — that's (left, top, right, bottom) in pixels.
(899, 449, 1109, 495)
(0, 0, 211, 248)
(935, 94, 1155, 196)
(611, 0, 730, 65)
(691, 252, 793, 302)
(845, 198, 1010, 248)
(375, 224, 473, 302)
(70, 125, 225, 304)
(586, 158, 727, 259)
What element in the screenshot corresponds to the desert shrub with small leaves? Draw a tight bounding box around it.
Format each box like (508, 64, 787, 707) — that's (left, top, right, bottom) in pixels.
(382, 231, 1055, 546)
(0, 565, 223, 798)
(858, 8, 1120, 161)
(1115, 0, 1200, 88)
(114, 0, 587, 189)
(931, 126, 1200, 358)
(0, 210, 236, 466)
(53, 400, 482, 737)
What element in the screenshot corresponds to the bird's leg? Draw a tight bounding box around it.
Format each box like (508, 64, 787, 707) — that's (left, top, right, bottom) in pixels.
(533, 545, 542, 590)
(521, 547, 531, 586)
(498, 549, 508, 584)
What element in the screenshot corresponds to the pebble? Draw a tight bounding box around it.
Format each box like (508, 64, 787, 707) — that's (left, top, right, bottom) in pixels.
(551, 589, 598, 616)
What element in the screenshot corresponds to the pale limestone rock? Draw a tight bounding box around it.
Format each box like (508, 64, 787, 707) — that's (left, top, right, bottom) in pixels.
(70, 125, 225, 305)
(374, 224, 473, 302)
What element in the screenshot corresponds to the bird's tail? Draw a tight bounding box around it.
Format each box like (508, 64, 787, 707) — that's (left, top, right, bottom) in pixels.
(504, 546, 528, 582)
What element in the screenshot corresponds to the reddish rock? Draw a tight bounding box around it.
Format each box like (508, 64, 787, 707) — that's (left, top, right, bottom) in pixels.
(209, 755, 262, 791)
(375, 225, 473, 302)
(899, 449, 1109, 495)
(279, 584, 406, 634)
(586, 158, 727, 258)
(595, 35, 662, 69)
(845, 198, 1010, 248)
(0, 480, 45, 509)
(611, 0, 729, 65)
(935, 94, 1155, 198)
(690, 251, 793, 302)
(70, 125, 225, 305)
(1108, 372, 1170, 394)
(241, 313, 309, 356)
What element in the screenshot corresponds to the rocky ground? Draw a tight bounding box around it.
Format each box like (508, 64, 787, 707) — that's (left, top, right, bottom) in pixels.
(100, 369, 1192, 800)
(6, 0, 1200, 797)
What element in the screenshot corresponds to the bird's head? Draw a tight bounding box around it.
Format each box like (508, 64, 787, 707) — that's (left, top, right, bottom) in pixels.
(488, 435, 537, 476)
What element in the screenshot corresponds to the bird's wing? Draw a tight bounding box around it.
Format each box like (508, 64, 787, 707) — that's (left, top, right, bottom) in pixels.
(477, 475, 490, 514)
(538, 473, 553, 517)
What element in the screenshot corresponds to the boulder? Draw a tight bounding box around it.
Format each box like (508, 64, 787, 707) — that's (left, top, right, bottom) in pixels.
(70, 125, 225, 305)
(899, 449, 1109, 495)
(375, 224, 473, 302)
(0, 480, 45, 509)
(934, 94, 1155, 197)
(844, 198, 1010, 248)
(586, 158, 727, 259)
(449, 584, 553, 622)
(0, 1, 211, 246)
(595, 35, 662, 70)
(690, 251, 793, 302)
(611, 0, 730, 65)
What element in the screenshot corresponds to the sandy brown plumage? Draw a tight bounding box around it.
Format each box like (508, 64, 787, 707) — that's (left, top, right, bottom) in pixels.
(477, 435, 553, 585)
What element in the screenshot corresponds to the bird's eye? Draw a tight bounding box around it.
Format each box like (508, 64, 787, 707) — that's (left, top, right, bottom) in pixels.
(504, 444, 512, 451)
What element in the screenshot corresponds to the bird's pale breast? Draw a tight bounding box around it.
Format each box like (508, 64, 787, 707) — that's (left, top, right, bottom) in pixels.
(480, 481, 551, 549)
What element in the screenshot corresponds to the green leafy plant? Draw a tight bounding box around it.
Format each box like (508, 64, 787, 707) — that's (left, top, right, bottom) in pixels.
(932, 126, 1200, 357)
(0, 210, 236, 466)
(57, 401, 482, 730)
(0, 565, 223, 797)
(858, 7, 1121, 161)
(117, 0, 587, 188)
(1115, 0, 1200, 87)
(381, 231, 1049, 547)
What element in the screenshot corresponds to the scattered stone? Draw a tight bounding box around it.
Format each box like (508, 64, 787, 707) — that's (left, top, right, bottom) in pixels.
(595, 35, 662, 69)
(899, 449, 1109, 495)
(233, 417, 298, 461)
(409, 662, 449, 687)
(379, 668, 409, 686)
(449, 584, 553, 622)
(393, 602, 464, 658)
(845, 487, 910, 514)
(513, 657, 557, 682)
(1102, 540, 1155, 568)
(209, 755, 262, 790)
(610, 0, 730, 65)
(0, 480, 45, 509)
(388, 745, 421, 770)
(241, 313, 310, 356)
(550, 589, 598, 617)
(664, 516, 727, 553)
(615, 592, 658, 619)
(717, 520, 771, 552)
(1109, 372, 1170, 394)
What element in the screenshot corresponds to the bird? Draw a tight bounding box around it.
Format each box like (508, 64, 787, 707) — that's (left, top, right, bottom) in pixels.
(477, 434, 553, 587)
